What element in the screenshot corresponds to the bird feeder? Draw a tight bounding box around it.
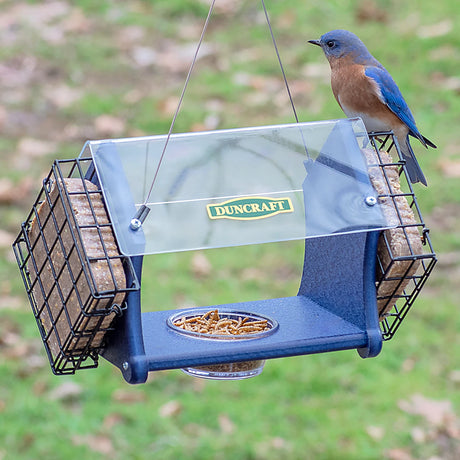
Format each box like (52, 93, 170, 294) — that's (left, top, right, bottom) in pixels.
(12, 118, 436, 383)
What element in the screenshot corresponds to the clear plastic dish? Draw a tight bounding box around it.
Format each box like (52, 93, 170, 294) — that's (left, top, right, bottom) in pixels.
(166, 308, 278, 380)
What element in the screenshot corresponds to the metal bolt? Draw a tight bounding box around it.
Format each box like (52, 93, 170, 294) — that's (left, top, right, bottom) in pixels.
(122, 362, 129, 371)
(130, 218, 142, 231)
(365, 196, 377, 206)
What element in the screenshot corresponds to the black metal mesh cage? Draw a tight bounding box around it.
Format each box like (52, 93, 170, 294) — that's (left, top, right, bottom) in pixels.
(12, 158, 139, 375)
(367, 132, 437, 340)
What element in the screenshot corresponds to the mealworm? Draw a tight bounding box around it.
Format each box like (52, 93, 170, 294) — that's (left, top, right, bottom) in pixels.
(173, 310, 270, 335)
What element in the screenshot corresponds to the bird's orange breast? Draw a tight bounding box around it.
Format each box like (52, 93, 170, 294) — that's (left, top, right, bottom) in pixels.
(328, 58, 403, 129)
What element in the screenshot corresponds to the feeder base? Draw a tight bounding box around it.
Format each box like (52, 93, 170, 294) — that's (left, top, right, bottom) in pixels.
(181, 360, 265, 380)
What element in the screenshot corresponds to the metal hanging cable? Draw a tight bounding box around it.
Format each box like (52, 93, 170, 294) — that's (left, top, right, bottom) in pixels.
(130, 0, 218, 230)
(260, 0, 310, 159)
(131, 0, 308, 230)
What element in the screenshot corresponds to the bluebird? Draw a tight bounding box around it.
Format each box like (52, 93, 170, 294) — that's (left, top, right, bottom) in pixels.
(309, 29, 436, 186)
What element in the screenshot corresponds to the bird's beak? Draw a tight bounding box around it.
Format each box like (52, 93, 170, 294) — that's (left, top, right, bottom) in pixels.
(308, 39, 321, 47)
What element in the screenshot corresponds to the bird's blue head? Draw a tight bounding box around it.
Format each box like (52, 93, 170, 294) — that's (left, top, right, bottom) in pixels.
(309, 29, 376, 65)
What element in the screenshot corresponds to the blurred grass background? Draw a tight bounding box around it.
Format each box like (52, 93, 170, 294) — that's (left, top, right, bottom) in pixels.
(0, 0, 459, 459)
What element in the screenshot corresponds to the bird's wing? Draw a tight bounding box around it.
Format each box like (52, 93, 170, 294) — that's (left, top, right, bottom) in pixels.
(364, 66, 428, 147)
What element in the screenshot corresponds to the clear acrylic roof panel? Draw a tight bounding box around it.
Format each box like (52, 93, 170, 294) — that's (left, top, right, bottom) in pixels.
(83, 118, 389, 256)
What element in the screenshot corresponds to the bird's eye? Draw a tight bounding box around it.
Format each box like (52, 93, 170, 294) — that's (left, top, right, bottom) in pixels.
(326, 40, 335, 48)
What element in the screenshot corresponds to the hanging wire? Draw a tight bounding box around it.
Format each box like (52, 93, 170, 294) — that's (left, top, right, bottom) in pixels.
(131, 0, 309, 229)
(131, 0, 217, 229)
(260, 0, 310, 159)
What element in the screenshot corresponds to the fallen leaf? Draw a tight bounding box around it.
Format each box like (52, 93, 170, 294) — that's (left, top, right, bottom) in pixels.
(49, 381, 83, 401)
(191, 252, 212, 278)
(241, 267, 264, 281)
(269, 437, 290, 450)
(72, 434, 114, 456)
(155, 42, 216, 73)
(355, 0, 388, 23)
(159, 400, 182, 418)
(17, 138, 57, 157)
(112, 389, 146, 404)
(130, 46, 158, 67)
(61, 7, 91, 33)
(384, 448, 413, 460)
(218, 413, 235, 434)
(94, 114, 126, 137)
(417, 20, 453, 39)
(0, 294, 23, 311)
(0, 177, 33, 204)
(157, 96, 180, 117)
(438, 159, 460, 178)
(301, 62, 330, 81)
(199, 0, 244, 14)
(102, 413, 125, 430)
(44, 84, 82, 108)
(410, 426, 426, 443)
(401, 357, 416, 373)
(366, 425, 385, 441)
(449, 370, 460, 383)
(0, 105, 7, 129)
(398, 393, 455, 427)
(0, 229, 15, 249)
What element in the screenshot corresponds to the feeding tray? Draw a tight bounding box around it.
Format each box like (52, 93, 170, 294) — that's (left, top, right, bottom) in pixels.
(13, 119, 437, 383)
(167, 308, 278, 379)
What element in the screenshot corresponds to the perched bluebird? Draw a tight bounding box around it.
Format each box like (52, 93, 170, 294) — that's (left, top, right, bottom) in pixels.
(309, 29, 436, 186)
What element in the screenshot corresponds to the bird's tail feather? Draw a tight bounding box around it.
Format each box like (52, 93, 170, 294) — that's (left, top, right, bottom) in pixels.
(401, 138, 427, 186)
(422, 135, 437, 149)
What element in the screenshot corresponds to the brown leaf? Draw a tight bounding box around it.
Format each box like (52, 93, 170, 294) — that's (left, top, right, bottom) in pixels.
(366, 425, 385, 441)
(355, 0, 388, 24)
(417, 20, 453, 39)
(157, 96, 180, 117)
(102, 413, 125, 430)
(0, 229, 15, 249)
(410, 426, 426, 444)
(49, 381, 83, 401)
(17, 138, 57, 157)
(191, 252, 212, 278)
(0, 177, 33, 205)
(94, 115, 126, 137)
(449, 370, 460, 383)
(269, 437, 290, 450)
(438, 159, 460, 178)
(44, 84, 82, 109)
(159, 400, 182, 418)
(385, 448, 413, 460)
(72, 434, 114, 456)
(0, 295, 23, 311)
(398, 393, 455, 427)
(130, 46, 158, 67)
(111, 389, 146, 404)
(218, 413, 235, 434)
(61, 7, 91, 33)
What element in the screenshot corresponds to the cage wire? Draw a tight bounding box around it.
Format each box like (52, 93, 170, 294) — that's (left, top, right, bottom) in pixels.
(368, 131, 437, 340)
(12, 158, 138, 375)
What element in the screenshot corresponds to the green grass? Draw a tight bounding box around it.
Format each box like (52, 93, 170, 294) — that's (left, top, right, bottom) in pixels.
(1, 0, 459, 459)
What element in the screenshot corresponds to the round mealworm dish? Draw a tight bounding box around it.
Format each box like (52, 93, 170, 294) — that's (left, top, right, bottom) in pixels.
(166, 308, 278, 380)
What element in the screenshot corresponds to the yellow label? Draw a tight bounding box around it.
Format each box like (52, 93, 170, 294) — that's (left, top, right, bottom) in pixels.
(207, 196, 294, 221)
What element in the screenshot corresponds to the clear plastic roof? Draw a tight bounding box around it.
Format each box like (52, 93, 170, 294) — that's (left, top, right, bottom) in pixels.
(82, 118, 389, 256)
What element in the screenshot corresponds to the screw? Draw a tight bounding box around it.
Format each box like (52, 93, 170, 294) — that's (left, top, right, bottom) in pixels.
(130, 218, 142, 231)
(122, 362, 129, 371)
(365, 196, 377, 206)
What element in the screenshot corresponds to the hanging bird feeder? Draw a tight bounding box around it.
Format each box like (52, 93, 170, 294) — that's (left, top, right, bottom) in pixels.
(12, 2, 436, 384)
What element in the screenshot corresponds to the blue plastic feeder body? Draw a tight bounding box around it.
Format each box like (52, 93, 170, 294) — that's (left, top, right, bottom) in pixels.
(84, 120, 386, 384)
